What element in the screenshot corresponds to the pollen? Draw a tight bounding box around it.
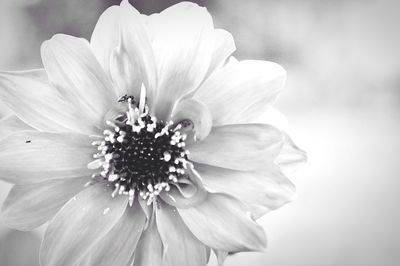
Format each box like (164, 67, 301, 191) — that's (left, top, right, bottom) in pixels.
(89, 87, 189, 206)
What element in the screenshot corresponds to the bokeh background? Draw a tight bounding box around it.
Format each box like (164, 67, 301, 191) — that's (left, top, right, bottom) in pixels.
(1, 0, 399, 265)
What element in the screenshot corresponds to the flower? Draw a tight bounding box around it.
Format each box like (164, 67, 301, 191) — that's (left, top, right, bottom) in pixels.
(0, 1, 306, 266)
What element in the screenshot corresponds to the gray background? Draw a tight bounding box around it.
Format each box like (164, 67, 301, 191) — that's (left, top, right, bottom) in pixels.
(0, 0, 399, 265)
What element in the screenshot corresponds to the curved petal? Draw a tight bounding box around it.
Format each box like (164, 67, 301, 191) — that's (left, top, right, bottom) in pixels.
(195, 163, 296, 218)
(205, 29, 236, 79)
(194, 60, 286, 126)
(178, 193, 267, 252)
(156, 201, 209, 266)
(0, 131, 93, 184)
(147, 2, 216, 120)
(40, 183, 127, 266)
(0, 115, 33, 139)
(0, 69, 98, 134)
(170, 98, 212, 141)
(138, 197, 152, 230)
(41, 34, 115, 131)
(188, 124, 283, 171)
(159, 166, 207, 209)
(91, 1, 156, 103)
(276, 132, 307, 172)
(86, 199, 146, 266)
(1, 177, 88, 231)
(132, 215, 163, 266)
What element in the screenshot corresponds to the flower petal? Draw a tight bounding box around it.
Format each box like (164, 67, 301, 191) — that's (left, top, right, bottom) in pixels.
(0, 131, 93, 184)
(1, 177, 88, 231)
(0, 115, 33, 139)
(41, 34, 115, 131)
(204, 29, 236, 79)
(86, 199, 146, 266)
(147, 2, 216, 120)
(194, 60, 286, 126)
(91, 1, 156, 103)
(195, 163, 296, 219)
(156, 201, 209, 266)
(133, 215, 163, 266)
(276, 132, 307, 172)
(40, 183, 127, 266)
(178, 193, 267, 252)
(188, 124, 283, 171)
(170, 98, 212, 141)
(0, 69, 98, 134)
(160, 166, 207, 209)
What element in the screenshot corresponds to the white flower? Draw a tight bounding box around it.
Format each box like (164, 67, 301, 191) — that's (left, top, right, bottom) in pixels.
(0, 1, 306, 266)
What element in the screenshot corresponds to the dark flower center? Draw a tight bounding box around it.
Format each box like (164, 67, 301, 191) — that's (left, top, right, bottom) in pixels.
(91, 96, 189, 205)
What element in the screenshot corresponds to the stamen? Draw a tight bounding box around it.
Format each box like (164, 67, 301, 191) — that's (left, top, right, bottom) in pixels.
(89, 93, 190, 204)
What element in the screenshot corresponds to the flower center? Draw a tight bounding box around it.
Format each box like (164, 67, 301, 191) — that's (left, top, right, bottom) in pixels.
(90, 93, 189, 206)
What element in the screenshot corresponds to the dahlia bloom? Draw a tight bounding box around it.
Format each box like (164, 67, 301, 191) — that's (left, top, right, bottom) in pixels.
(0, 1, 305, 266)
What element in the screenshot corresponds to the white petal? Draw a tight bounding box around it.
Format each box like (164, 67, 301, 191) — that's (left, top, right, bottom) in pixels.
(138, 197, 152, 230)
(156, 201, 209, 266)
(194, 60, 286, 126)
(188, 124, 283, 171)
(170, 98, 212, 141)
(178, 193, 267, 252)
(41, 34, 115, 130)
(0, 70, 98, 134)
(0, 115, 33, 140)
(195, 163, 296, 219)
(0, 131, 93, 184)
(91, 1, 156, 103)
(276, 132, 307, 172)
(87, 199, 146, 266)
(204, 29, 236, 79)
(40, 183, 127, 266)
(133, 217, 163, 266)
(147, 2, 215, 120)
(159, 166, 207, 209)
(1, 177, 88, 231)
(90, 5, 122, 78)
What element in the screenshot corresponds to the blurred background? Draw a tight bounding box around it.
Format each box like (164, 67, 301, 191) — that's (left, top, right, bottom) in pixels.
(0, 0, 399, 265)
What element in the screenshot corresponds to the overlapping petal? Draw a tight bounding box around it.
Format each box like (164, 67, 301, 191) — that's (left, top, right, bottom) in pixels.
(204, 29, 236, 79)
(0, 70, 98, 134)
(85, 200, 146, 266)
(170, 98, 212, 141)
(40, 184, 127, 266)
(41, 34, 115, 132)
(160, 166, 207, 209)
(194, 60, 286, 126)
(188, 124, 283, 171)
(1, 177, 88, 231)
(178, 193, 267, 252)
(0, 131, 93, 184)
(195, 163, 295, 218)
(0, 115, 33, 140)
(91, 1, 157, 102)
(147, 2, 233, 120)
(276, 132, 307, 172)
(156, 201, 209, 266)
(132, 216, 163, 266)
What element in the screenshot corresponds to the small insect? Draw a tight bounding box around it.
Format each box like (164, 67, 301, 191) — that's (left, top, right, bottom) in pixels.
(25, 140, 31, 143)
(118, 94, 135, 103)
